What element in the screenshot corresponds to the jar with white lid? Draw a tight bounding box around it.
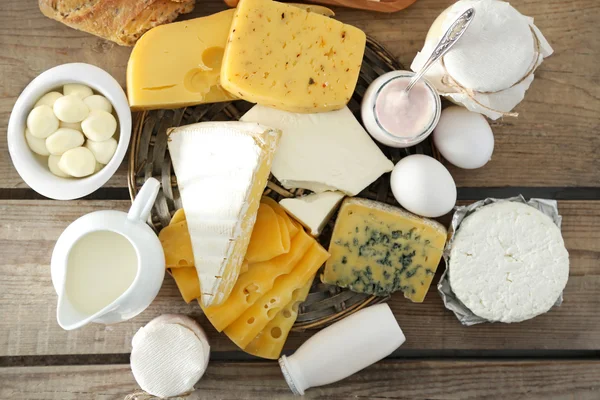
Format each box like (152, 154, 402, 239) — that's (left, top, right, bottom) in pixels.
(361, 70, 441, 148)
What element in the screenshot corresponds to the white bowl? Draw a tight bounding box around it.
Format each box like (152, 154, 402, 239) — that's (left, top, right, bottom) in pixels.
(8, 63, 131, 200)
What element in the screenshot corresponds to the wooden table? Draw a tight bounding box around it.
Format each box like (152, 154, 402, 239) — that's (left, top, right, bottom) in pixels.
(1, 0, 599, 398)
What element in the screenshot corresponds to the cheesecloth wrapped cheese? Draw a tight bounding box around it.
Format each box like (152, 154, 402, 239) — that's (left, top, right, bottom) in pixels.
(411, 0, 553, 120)
(129, 314, 210, 399)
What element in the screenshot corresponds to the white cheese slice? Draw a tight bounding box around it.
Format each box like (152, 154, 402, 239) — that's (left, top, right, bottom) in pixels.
(130, 315, 210, 398)
(168, 121, 280, 307)
(240, 105, 393, 196)
(279, 191, 345, 236)
(449, 202, 569, 323)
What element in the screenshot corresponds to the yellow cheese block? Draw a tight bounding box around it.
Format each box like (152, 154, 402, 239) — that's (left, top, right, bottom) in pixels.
(224, 242, 330, 349)
(203, 228, 314, 332)
(158, 221, 194, 269)
(127, 10, 236, 111)
(244, 275, 314, 359)
(245, 203, 290, 263)
(322, 198, 447, 302)
(261, 197, 299, 238)
(170, 209, 186, 225)
(221, 0, 366, 113)
(171, 266, 201, 303)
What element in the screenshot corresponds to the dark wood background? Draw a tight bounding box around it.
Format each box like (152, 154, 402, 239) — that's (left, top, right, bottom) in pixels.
(1, 0, 599, 398)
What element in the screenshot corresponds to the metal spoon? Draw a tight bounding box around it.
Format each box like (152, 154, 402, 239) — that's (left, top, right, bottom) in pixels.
(404, 7, 476, 94)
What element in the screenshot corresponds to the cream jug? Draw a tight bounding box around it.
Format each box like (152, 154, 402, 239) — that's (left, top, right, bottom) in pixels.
(51, 178, 165, 330)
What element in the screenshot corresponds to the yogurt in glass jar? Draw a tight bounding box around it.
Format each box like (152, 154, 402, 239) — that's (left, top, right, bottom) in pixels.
(361, 70, 441, 148)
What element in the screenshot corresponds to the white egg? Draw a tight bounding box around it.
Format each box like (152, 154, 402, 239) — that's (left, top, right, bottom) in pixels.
(433, 106, 494, 169)
(390, 154, 456, 218)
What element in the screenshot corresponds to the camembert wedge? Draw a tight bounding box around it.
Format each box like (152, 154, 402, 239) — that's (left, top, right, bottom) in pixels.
(167, 122, 281, 307)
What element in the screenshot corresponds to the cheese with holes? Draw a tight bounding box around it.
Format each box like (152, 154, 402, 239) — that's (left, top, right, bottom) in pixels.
(203, 228, 314, 331)
(127, 10, 236, 110)
(241, 105, 393, 195)
(244, 275, 314, 359)
(168, 121, 281, 307)
(221, 0, 366, 113)
(171, 267, 200, 303)
(159, 221, 194, 269)
(280, 191, 345, 236)
(246, 203, 290, 263)
(261, 197, 299, 238)
(322, 198, 447, 302)
(224, 242, 330, 349)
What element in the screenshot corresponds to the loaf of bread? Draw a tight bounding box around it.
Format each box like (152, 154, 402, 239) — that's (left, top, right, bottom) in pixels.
(39, 0, 196, 46)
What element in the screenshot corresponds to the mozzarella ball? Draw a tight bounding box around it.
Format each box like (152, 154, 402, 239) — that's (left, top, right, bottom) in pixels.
(391, 154, 456, 218)
(63, 83, 93, 99)
(25, 129, 50, 156)
(58, 147, 96, 177)
(48, 154, 71, 178)
(34, 92, 63, 108)
(59, 121, 81, 130)
(85, 137, 117, 164)
(433, 106, 495, 169)
(27, 105, 59, 138)
(94, 161, 105, 173)
(46, 128, 85, 155)
(83, 95, 112, 113)
(81, 109, 117, 141)
(53, 95, 89, 123)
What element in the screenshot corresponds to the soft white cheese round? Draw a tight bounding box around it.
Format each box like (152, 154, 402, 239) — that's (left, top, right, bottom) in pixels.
(390, 154, 456, 218)
(449, 202, 569, 323)
(81, 109, 117, 141)
(83, 94, 112, 113)
(63, 83, 93, 99)
(46, 128, 85, 156)
(53, 95, 90, 123)
(433, 106, 494, 169)
(58, 147, 96, 177)
(131, 315, 210, 398)
(25, 129, 50, 156)
(34, 91, 63, 108)
(27, 105, 59, 138)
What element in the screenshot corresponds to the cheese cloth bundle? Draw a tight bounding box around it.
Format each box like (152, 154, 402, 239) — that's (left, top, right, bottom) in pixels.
(411, 0, 553, 120)
(438, 196, 567, 326)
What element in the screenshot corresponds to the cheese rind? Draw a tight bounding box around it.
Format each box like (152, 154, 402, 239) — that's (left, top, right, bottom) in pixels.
(221, 0, 366, 113)
(224, 242, 329, 349)
(449, 202, 569, 323)
(244, 275, 314, 359)
(168, 121, 281, 307)
(203, 228, 314, 332)
(322, 198, 447, 302)
(241, 105, 393, 195)
(280, 191, 345, 236)
(127, 10, 237, 110)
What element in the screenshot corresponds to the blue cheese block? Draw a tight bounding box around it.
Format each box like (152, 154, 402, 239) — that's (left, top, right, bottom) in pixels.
(322, 198, 447, 302)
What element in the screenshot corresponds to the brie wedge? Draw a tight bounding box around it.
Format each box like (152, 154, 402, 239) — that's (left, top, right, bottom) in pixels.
(240, 105, 393, 196)
(168, 121, 281, 307)
(279, 191, 345, 236)
(449, 202, 569, 323)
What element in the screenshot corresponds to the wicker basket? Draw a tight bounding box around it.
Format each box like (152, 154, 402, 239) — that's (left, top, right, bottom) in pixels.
(128, 37, 439, 331)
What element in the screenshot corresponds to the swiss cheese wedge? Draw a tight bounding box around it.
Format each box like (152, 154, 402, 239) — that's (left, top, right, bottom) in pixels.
(171, 267, 201, 304)
(159, 221, 194, 269)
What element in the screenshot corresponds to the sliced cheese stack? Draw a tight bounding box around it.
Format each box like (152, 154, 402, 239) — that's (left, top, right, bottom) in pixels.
(167, 122, 281, 308)
(221, 0, 366, 113)
(322, 198, 447, 302)
(204, 198, 330, 359)
(130, 315, 210, 398)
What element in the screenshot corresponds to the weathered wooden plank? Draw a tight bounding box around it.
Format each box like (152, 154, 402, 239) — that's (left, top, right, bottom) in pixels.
(1, 360, 600, 399)
(0, 200, 598, 356)
(0, 0, 598, 190)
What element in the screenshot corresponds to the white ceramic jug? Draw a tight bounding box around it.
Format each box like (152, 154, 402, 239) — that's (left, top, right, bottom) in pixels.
(279, 303, 405, 395)
(51, 178, 165, 330)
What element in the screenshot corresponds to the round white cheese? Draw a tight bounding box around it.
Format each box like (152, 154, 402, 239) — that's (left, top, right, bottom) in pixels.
(131, 314, 210, 398)
(449, 202, 569, 323)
